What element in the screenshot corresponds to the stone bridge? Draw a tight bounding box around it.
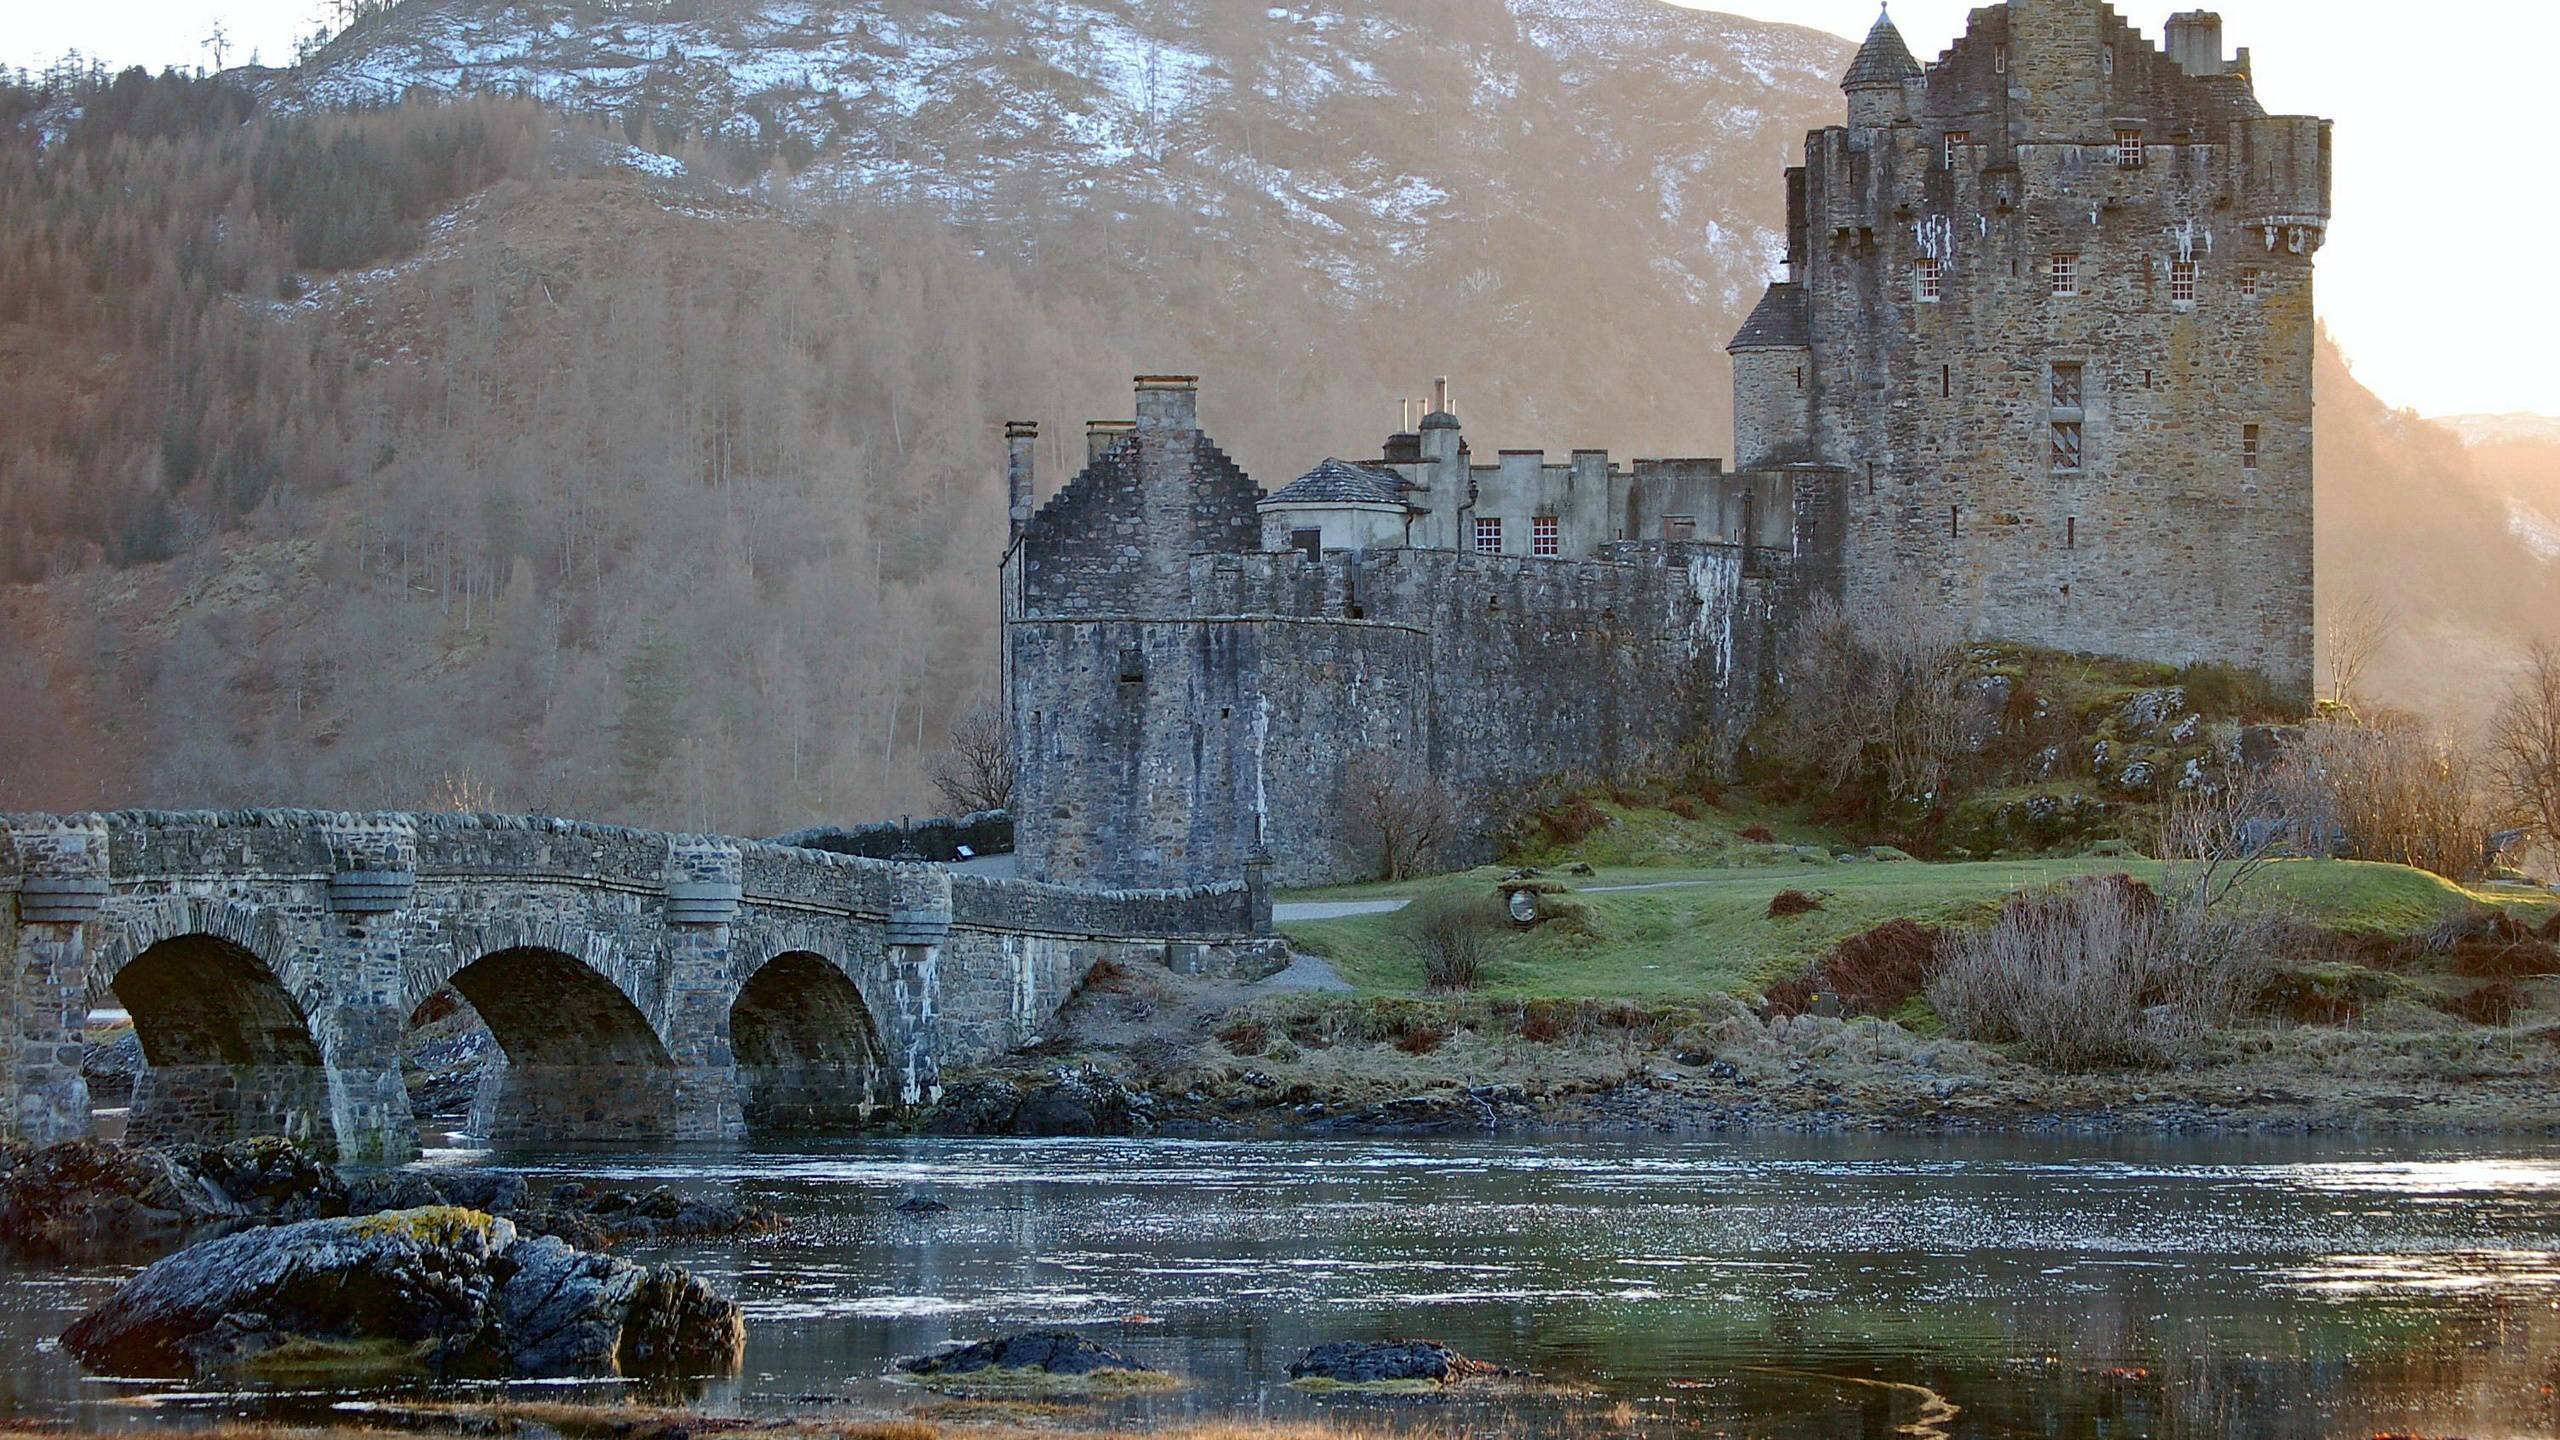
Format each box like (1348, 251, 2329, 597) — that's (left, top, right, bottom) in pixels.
(0, 811, 1273, 1162)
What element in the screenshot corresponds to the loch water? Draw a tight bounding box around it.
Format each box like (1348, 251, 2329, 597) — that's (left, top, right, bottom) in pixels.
(8, 1134, 2560, 1437)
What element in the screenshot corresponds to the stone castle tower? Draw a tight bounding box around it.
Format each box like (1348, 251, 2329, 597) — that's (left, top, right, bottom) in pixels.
(1732, 2, 2330, 704)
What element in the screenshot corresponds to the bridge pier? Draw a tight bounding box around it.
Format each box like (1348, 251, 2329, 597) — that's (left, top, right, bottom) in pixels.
(662, 839, 746, 1143)
(885, 860, 950, 1106)
(6, 819, 106, 1147)
(314, 820, 423, 1163)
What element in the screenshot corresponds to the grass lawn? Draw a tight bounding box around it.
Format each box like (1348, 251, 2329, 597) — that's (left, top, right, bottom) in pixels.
(1281, 856, 2556, 1001)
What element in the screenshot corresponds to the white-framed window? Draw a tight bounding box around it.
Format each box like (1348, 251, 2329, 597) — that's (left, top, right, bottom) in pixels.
(2115, 128, 2144, 168)
(2242, 424, 2261, 472)
(1916, 256, 1944, 303)
(2239, 267, 2261, 297)
(1532, 515, 1560, 557)
(2050, 252, 2081, 297)
(2170, 258, 2197, 305)
(1474, 517, 1503, 554)
(2051, 361, 2084, 410)
(1943, 129, 1971, 166)
(2052, 421, 2084, 471)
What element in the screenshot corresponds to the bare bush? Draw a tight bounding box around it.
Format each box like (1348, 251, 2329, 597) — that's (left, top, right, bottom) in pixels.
(2270, 714, 2491, 879)
(1758, 596, 1968, 815)
(2487, 639, 2560, 864)
(1928, 877, 2275, 1070)
(927, 700, 1017, 816)
(2321, 591, 2400, 712)
(1337, 749, 1457, 882)
(1408, 889, 1495, 992)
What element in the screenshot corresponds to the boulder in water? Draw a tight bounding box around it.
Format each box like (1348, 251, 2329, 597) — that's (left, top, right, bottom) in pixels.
(901, 1330, 1170, 1392)
(60, 1206, 744, 1381)
(1287, 1339, 1502, 1387)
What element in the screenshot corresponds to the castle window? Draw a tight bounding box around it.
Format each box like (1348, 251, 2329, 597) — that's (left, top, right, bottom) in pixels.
(1950, 505, 1962, 538)
(2050, 252, 2081, 297)
(1915, 256, 1944, 303)
(1474, 517, 1503, 554)
(1290, 528, 1321, 559)
(1942, 364, 1951, 398)
(2115, 128, 2144, 168)
(2239, 267, 2261, 297)
(2243, 424, 2261, 472)
(2051, 362, 2084, 410)
(1663, 515, 1697, 542)
(2170, 259, 2197, 305)
(1794, 365, 1804, 390)
(1994, 44, 2008, 74)
(2103, 44, 2116, 75)
(1943, 130, 1971, 167)
(1533, 515, 1560, 558)
(2052, 421, 2084, 471)
(2067, 517, 2077, 549)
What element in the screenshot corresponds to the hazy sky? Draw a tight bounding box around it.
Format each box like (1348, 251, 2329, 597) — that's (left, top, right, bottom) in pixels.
(8, 1, 2553, 417)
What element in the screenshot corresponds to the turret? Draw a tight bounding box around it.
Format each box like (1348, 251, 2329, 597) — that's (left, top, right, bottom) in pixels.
(1842, 4, 1921, 128)
(1004, 421, 1037, 542)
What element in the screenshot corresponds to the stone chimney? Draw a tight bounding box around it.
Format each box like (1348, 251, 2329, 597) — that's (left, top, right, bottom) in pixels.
(1005, 421, 1038, 540)
(1134, 375, 1199, 434)
(1430, 376, 1452, 418)
(1087, 419, 1136, 463)
(2164, 11, 2226, 77)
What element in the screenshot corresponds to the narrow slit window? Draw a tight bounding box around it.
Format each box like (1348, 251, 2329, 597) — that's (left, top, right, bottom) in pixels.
(1532, 515, 1560, 558)
(2050, 251, 2081, 297)
(2170, 258, 2197, 305)
(1793, 365, 1804, 390)
(2052, 421, 2084, 471)
(1916, 256, 1944, 303)
(2115, 128, 2144, 168)
(2067, 517, 2077, 549)
(2102, 44, 2116, 75)
(1950, 504, 1961, 538)
(2242, 424, 2261, 472)
(2051, 362, 2084, 410)
(1943, 129, 1971, 167)
(1941, 364, 1951, 398)
(1474, 517, 1503, 554)
(1994, 44, 2008, 74)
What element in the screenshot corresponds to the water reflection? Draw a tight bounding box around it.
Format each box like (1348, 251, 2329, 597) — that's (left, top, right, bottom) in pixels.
(5, 1134, 2560, 1437)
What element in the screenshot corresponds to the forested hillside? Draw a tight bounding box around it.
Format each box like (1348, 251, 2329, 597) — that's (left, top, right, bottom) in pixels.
(0, 0, 2550, 833)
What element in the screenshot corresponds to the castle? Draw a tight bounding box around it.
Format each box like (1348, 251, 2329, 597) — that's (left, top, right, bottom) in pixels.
(1001, 1, 2329, 890)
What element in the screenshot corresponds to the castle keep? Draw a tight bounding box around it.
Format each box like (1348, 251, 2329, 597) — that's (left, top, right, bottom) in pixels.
(1004, 2, 2327, 890)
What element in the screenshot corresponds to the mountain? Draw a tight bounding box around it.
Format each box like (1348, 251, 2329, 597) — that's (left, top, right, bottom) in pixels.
(2433, 414, 2560, 449)
(0, 0, 1849, 830)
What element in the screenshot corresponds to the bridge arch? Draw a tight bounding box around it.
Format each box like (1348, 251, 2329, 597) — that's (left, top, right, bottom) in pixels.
(100, 905, 336, 1157)
(439, 944, 676, 1145)
(729, 949, 890, 1135)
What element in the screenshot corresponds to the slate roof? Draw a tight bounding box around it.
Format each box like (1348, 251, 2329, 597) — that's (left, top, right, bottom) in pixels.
(1843, 7, 1923, 88)
(1263, 458, 1409, 507)
(1727, 283, 1810, 351)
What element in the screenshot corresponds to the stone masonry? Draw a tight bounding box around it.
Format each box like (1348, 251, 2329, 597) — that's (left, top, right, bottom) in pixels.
(1005, 3, 2322, 892)
(0, 810, 1274, 1161)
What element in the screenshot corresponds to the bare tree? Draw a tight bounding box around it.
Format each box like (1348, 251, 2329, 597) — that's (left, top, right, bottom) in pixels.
(1336, 749, 1457, 883)
(927, 700, 1017, 815)
(1760, 596, 1968, 813)
(2488, 639, 2560, 862)
(2273, 713, 2490, 880)
(2322, 592, 2399, 712)
(2156, 768, 2286, 912)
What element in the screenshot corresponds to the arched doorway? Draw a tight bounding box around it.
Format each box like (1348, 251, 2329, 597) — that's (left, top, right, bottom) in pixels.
(443, 947, 674, 1144)
(112, 934, 333, 1157)
(729, 951, 889, 1135)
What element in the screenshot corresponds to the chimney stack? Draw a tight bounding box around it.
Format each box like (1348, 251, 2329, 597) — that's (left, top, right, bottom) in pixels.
(1004, 421, 1037, 539)
(1134, 375, 1200, 434)
(2164, 11, 2226, 77)
(1086, 419, 1136, 463)
(1430, 376, 1452, 417)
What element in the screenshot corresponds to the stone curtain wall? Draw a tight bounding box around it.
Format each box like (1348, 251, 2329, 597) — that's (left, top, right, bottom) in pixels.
(1768, 0, 2327, 703)
(0, 811, 1266, 1159)
(1013, 540, 1796, 889)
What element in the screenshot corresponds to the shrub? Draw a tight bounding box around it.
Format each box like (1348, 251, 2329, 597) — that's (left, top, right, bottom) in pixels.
(1740, 824, 1778, 844)
(1928, 876, 2275, 1070)
(1336, 749, 1458, 882)
(2271, 714, 2495, 879)
(1408, 889, 1496, 992)
(2447, 979, 2524, 1027)
(1217, 1018, 1271, 1056)
(1767, 889, 1824, 919)
(1764, 919, 1945, 1018)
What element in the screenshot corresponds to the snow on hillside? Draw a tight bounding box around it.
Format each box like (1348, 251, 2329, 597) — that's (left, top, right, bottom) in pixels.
(2436, 413, 2560, 448)
(272, 0, 1847, 308)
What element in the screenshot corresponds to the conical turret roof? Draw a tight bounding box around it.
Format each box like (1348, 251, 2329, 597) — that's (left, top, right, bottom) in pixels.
(1843, 5, 1923, 89)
